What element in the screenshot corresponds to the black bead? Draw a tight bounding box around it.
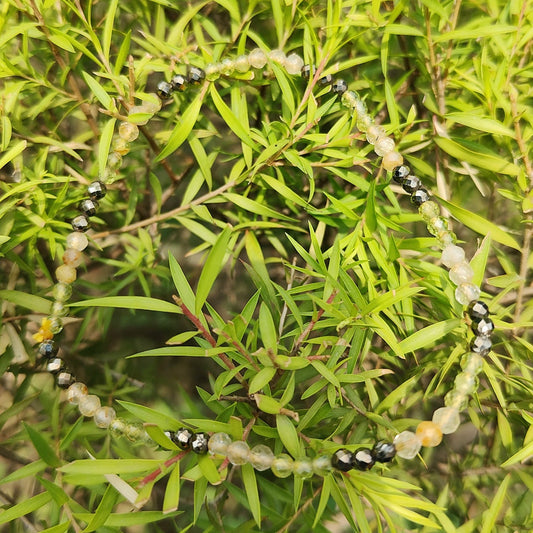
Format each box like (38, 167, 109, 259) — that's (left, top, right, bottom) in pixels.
(172, 427, 194, 450)
(318, 74, 332, 86)
(301, 64, 314, 79)
(56, 371, 75, 389)
(188, 67, 205, 85)
(392, 165, 411, 184)
(156, 81, 173, 99)
(331, 449, 354, 472)
(88, 181, 107, 200)
(468, 300, 490, 322)
(71, 214, 89, 232)
(371, 441, 396, 463)
(46, 357, 64, 374)
(411, 187, 430, 206)
(472, 317, 494, 336)
(79, 198, 98, 217)
(171, 74, 188, 92)
(331, 79, 348, 95)
(470, 335, 492, 356)
(402, 175, 421, 194)
(190, 432, 210, 454)
(353, 448, 375, 471)
(38, 340, 58, 359)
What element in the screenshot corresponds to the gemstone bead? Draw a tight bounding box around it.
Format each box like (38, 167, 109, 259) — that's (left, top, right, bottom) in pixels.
(293, 457, 313, 478)
(353, 99, 367, 117)
(204, 63, 220, 81)
(234, 55, 250, 73)
(318, 73, 332, 86)
(331, 449, 354, 472)
(356, 113, 373, 132)
(66, 232, 88, 251)
(392, 165, 410, 183)
(53, 282, 72, 302)
(248, 48, 267, 69)
(470, 335, 492, 355)
(62, 248, 83, 268)
(220, 58, 235, 76)
(468, 300, 490, 321)
(366, 124, 386, 144)
(449, 262, 474, 285)
(38, 340, 58, 359)
(411, 188, 430, 206)
(94, 406, 117, 428)
(461, 352, 484, 375)
(113, 137, 129, 156)
(125, 424, 145, 441)
(472, 317, 494, 336)
(341, 90, 358, 109)
(142, 96, 161, 114)
(71, 215, 89, 232)
(428, 216, 449, 235)
(47, 316, 62, 335)
(371, 441, 396, 462)
(432, 406, 460, 434)
(249, 444, 274, 471)
(172, 428, 194, 450)
(171, 74, 188, 92)
(156, 81, 173, 99)
(208, 432, 232, 456)
(312, 455, 333, 476)
(46, 357, 64, 374)
(353, 448, 374, 471)
(188, 67, 205, 85)
(109, 418, 127, 437)
(331, 79, 348, 95)
(402, 175, 421, 193)
(191, 432, 210, 454)
(393, 431, 421, 459)
(419, 200, 440, 221)
(444, 389, 468, 411)
(107, 152, 122, 170)
(383, 151, 404, 171)
(55, 264, 76, 284)
(454, 372, 476, 394)
(128, 105, 151, 124)
(51, 303, 67, 320)
(455, 283, 481, 305)
(118, 122, 139, 142)
(301, 64, 314, 79)
(438, 230, 457, 247)
(441, 244, 465, 268)
(285, 53, 304, 75)
(79, 199, 98, 217)
(56, 371, 75, 389)
(271, 454, 293, 478)
(416, 421, 443, 447)
(67, 382, 88, 404)
(88, 181, 106, 200)
(79, 394, 101, 417)
(227, 440, 250, 465)
(268, 49, 286, 65)
(374, 136, 396, 156)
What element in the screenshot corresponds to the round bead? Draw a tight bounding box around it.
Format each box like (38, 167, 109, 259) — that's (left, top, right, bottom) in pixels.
(63, 248, 83, 268)
(187, 67, 205, 85)
(220, 58, 235, 76)
(449, 262, 474, 285)
(318, 73, 332, 86)
(472, 317, 494, 336)
(208, 432, 232, 456)
(71, 214, 89, 232)
(79, 199, 98, 217)
(341, 90, 358, 110)
(191, 432, 210, 454)
(382, 151, 404, 171)
(444, 389, 468, 411)
(142, 96, 161, 114)
(38, 340, 58, 359)
(56, 371, 75, 389)
(271, 454, 294, 478)
(53, 282, 72, 302)
(79, 394, 101, 417)
(118, 122, 139, 142)
(461, 352, 484, 375)
(331, 79, 348, 95)
(112, 137, 129, 156)
(312, 455, 333, 476)
(393, 431, 421, 459)
(353, 448, 375, 471)
(107, 152, 122, 170)
(468, 300, 490, 322)
(156, 81, 173, 99)
(455, 283, 481, 305)
(432, 407, 460, 434)
(125, 424, 145, 441)
(356, 113, 373, 132)
(441, 244, 465, 268)
(470, 335, 492, 356)
(234, 55, 250, 73)
(428, 216, 449, 236)
(171, 74, 188, 92)
(353, 99, 367, 118)
(392, 165, 410, 183)
(374, 136, 396, 156)
(66, 232, 88, 251)
(51, 301, 67, 318)
(284, 53, 304, 75)
(454, 372, 476, 394)
(227, 440, 250, 465)
(47, 317, 62, 335)
(419, 200, 440, 222)
(248, 48, 267, 69)
(46, 357, 64, 374)
(88, 181, 106, 200)
(293, 457, 313, 478)
(366, 124, 386, 145)
(204, 63, 220, 81)
(94, 406, 117, 428)
(128, 105, 150, 124)
(371, 441, 396, 463)
(438, 230, 457, 248)
(109, 418, 127, 437)
(331, 449, 354, 472)
(416, 421, 443, 447)
(301, 64, 314, 79)
(268, 49, 286, 65)
(55, 264, 76, 284)
(411, 188, 430, 206)
(249, 444, 275, 471)
(172, 427, 194, 450)
(402, 175, 421, 193)
(66, 382, 88, 405)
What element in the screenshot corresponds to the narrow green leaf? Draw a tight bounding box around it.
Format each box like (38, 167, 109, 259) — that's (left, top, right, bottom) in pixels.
(0, 140, 26, 170)
(480, 473, 510, 533)
(313, 476, 332, 528)
(83, 485, 118, 533)
(168, 252, 196, 312)
(163, 462, 181, 513)
(0, 492, 52, 525)
(249, 367, 277, 394)
(241, 463, 261, 527)
(261, 174, 308, 207)
(59, 459, 162, 475)
(446, 112, 515, 138)
(310, 360, 340, 387)
(276, 415, 300, 457)
(82, 72, 112, 109)
(70, 296, 181, 313)
(259, 303, 277, 353)
(117, 400, 184, 429)
(103, 0, 119, 58)
(127, 346, 231, 358)
(24, 423, 60, 467)
(501, 439, 533, 467)
(40, 522, 71, 533)
(0, 460, 47, 486)
(73, 511, 180, 527)
(0, 290, 51, 314)
(98, 118, 116, 177)
(224, 193, 293, 221)
(398, 319, 462, 354)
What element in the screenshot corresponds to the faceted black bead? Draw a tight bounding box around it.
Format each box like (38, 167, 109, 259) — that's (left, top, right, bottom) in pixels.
(156, 81, 173, 99)
(470, 335, 492, 356)
(301, 64, 314, 79)
(171, 74, 188, 92)
(46, 357, 64, 374)
(38, 340, 58, 359)
(353, 448, 375, 471)
(188, 67, 205, 85)
(56, 371, 75, 389)
(331, 79, 348, 95)
(88, 181, 107, 200)
(172, 427, 194, 450)
(411, 187, 430, 206)
(402, 175, 421, 194)
(318, 73, 332, 86)
(371, 441, 396, 463)
(472, 317, 494, 336)
(392, 165, 411, 184)
(71, 214, 89, 232)
(79, 198, 98, 217)
(331, 449, 354, 472)
(468, 300, 490, 322)
(190, 432, 210, 454)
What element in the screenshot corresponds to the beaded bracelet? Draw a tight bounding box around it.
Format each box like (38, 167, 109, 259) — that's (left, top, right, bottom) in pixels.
(33, 47, 494, 479)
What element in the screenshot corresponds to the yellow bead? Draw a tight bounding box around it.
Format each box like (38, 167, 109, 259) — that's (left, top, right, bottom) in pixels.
(113, 137, 130, 156)
(56, 264, 76, 284)
(118, 122, 139, 142)
(416, 421, 443, 447)
(383, 151, 404, 171)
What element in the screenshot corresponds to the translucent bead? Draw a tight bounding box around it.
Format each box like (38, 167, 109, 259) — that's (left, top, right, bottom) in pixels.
(205, 63, 220, 81)
(432, 406, 460, 434)
(66, 232, 88, 251)
(94, 406, 117, 428)
(56, 264, 76, 284)
(66, 382, 88, 405)
(128, 105, 151, 124)
(382, 151, 403, 171)
(284, 53, 304, 75)
(78, 394, 101, 417)
(416, 421, 443, 447)
(220, 58, 235, 76)
(271, 454, 294, 478)
(268, 49, 286, 66)
(444, 389, 468, 411)
(53, 282, 72, 302)
(248, 48, 267, 69)
(109, 418, 127, 437)
(393, 431, 421, 459)
(427, 216, 448, 236)
(461, 352, 484, 375)
(226, 440, 250, 465)
(437, 230, 457, 248)
(125, 423, 145, 441)
(51, 301, 67, 317)
(366, 124, 386, 144)
(356, 113, 373, 132)
(46, 357, 64, 373)
(341, 90, 358, 109)
(454, 372, 476, 394)
(419, 201, 440, 222)
(312, 455, 333, 476)
(107, 152, 122, 170)
(449, 261, 474, 285)
(208, 432, 232, 456)
(118, 122, 139, 142)
(113, 137, 129, 156)
(142, 96, 161, 113)
(63, 248, 83, 268)
(47, 316, 63, 335)
(353, 99, 367, 118)
(234, 54, 250, 73)
(293, 457, 313, 478)
(455, 283, 481, 305)
(249, 444, 275, 471)
(374, 136, 396, 156)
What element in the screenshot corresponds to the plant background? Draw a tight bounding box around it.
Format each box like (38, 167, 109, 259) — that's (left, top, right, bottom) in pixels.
(0, 0, 532, 531)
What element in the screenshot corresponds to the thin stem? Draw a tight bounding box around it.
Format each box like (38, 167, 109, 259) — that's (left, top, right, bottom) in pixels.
(275, 485, 322, 533)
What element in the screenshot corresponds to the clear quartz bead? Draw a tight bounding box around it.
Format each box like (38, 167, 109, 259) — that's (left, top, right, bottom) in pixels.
(444, 389, 468, 411)
(455, 283, 481, 305)
(94, 406, 117, 428)
(454, 372, 476, 394)
(51, 301, 67, 317)
(66, 382, 88, 405)
(109, 418, 127, 437)
(205, 63, 221, 81)
(56, 264, 76, 284)
(356, 113, 373, 132)
(208, 432, 232, 456)
(63, 248, 83, 267)
(441, 244, 465, 268)
(66, 232, 88, 251)
(234, 54, 250, 73)
(271, 454, 294, 478)
(374, 136, 396, 156)
(118, 122, 139, 142)
(461, 353, 484, 375)
(142, 96, 161, 113)
(438, 230, 457, 248)
(249, 444, 275, 471)
(220, 58, 235, 76)
(449, 262, 474, 285)
(312, 455, 333, 476)
(227, 440, 250, 465)
(383, 151, 403, 171)
(293, 457, 313, 478)
(393, 431, 422, 459)
(284, 53, 304, 75)
(78, 394, 101, 417)
(47, 317, 63, 335)
(125, 423, 145, 441)
(366, 124, 386, 144)
(248, 48, 267, 69)
(432, 406, 460, 434)
(419, 201, 440, 222)
(353, 99, 367, 118)
(341, 90, 358, 109)
(268, 49, 286, 66)
(416, 421, 443, 447)
(53, 282, 72, 302)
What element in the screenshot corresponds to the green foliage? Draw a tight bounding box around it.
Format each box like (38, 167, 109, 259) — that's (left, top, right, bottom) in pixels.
(1, 0, 532, 531)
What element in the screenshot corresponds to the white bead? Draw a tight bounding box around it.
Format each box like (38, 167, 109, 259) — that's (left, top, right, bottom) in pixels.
(441, 244, 465, 268)
(293, 457, 313, 478)
(227, 440, 250, 465)
(234, 54, 250, 73)
(208, 432, 232, 456)
(393, 431, 422, 459)
(220, 58, 235, 76)
(66, 382, 88, 405)
(249, 444, 274, 471)
(374, 136, 396, 156)
(454, 372, 476, 394)
(248, 48, 267, 69)
(449, 261, 474, 285)
(366, 124, 386, 144)
(312, 455, 333, 476)
(284, 53, 304, 75)
(94, 406, 117, 428)
(455, 283, 481, 305)
(268, 49, 286, 65)
(432, 406, 460, 434)
(78, 394, 101, 417)
(204, 63, 220, 81)
(66, 232, 88, 251)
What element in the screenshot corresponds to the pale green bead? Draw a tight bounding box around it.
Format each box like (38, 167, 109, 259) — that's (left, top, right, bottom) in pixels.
(227, 440, 250, 465)
(53, 282, 72, 302)
(284, 53, 304, 75)
(94, 406, 117, 428)
(107, 152, 122, 170)
(109, 418, 127, 437)
(432, 406, 460, 434)
(441, 244, 465, 268)
(220, 58, 235, 76)
(248, 48, 267, 69)
(47, 317, 63, 335)
(293, 457, 313, 479)
(205, 63, 220, 81)
(341, 90, 358, 110)
(79, 394, 101, 417)
(312, 455, 333, 476)
(461, 353, 484, 375)
(125, 423, 145, 441)
(271, 454, 293, 478)
(444, 389, 468, 411)
(427, 216, 449, 236)
(356, 113, 373, 132)
(454, 372, 476, 394)
(234, 54, 250, 73)
(455, 283, 480, 305)
(353, 99, 367, 118)
(437, 230, 457, 248)
(449, 262, 474, 285)
(51, 301, 67, 317)
(249, 444, 275, 471)
(419, 201, 440, 222)
(393, 431, 421, 460)
(208, 432, 232, 456)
